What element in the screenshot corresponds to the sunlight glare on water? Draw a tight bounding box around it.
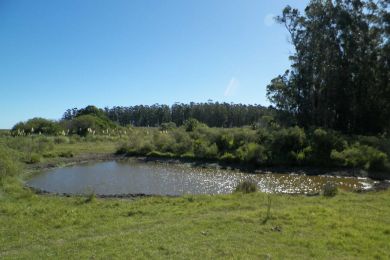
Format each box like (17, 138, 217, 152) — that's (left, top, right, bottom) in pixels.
(27, 160, 373, 196)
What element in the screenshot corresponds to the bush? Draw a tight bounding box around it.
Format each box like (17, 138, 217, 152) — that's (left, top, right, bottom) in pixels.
(67, 114, 116, 136)
(12, 118, 62, 135)
(270, 126, 307, 164)
(309, 128, 346, 165)
(322, 182, 338, 197)
(58, 151, 74, 158)
(160, 122, 176, 131)
(235, 143, 268, 165)
(54, 136, 70, 144)
(29, 153, 41, 164)
(216, 133, 234, 152)
(193, 140, 218, 159)
(184, 118, 200, 132)
(331, 144, 388, 171)
(234, 180, 258, 193)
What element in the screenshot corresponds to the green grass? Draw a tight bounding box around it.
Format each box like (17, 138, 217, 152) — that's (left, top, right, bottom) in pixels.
(0, 190, 389, 259)
(1, 135, 390, 259)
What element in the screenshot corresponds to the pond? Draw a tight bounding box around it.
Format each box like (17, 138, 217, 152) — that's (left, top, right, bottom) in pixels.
(26, 160, 374, 196)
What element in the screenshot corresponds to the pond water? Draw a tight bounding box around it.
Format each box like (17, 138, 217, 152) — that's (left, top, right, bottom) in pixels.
(26, 160, 373, 196)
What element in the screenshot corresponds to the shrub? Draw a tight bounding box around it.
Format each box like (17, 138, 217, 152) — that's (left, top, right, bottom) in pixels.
(85, 190, 96, 203)
(42, 152, 57, 158)
(67, 114, 116, 136)
(12, 117, 62, 135)
(54, 136, 70, 144)
(322, 182, 338, 197)
(58, 151, 74, 158)
(138, 141, 155, 155)
(235, 143, 268, 165)
(331, 144, 388, 171)
(216, 133, 234, 152)
(309, 128, 346, 165)
(184, 118, 200, 132)
(116, 145, 129, 155)
(29, 153, 41, 164)
(35, 136, 54, 153)
(270, 126, 307, 164)
(193, 140, 218, 159)
(160, 122, 176, 131)
(234, 180, 258, 193)
(153, 132, 176, 153)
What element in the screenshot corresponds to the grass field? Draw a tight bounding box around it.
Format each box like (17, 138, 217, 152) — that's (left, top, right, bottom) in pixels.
(1, 188, 389, 259)
(0, 136, 389, 259)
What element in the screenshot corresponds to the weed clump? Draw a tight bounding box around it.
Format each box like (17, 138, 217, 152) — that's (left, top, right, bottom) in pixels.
(85, 190, 96, 203)
(323, 182, 338, 197)
(235, 180, 258, 193)
(28, 153, 41, 164)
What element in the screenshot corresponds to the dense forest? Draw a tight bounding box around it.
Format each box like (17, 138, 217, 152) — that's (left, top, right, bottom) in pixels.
(267, 0, 390, 134)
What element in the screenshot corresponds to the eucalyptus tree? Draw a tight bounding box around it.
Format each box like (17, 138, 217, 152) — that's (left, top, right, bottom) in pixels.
(267, 0, 390, 134)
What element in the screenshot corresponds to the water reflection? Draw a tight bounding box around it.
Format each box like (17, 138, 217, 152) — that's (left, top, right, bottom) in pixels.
(27, 160, 373, 196)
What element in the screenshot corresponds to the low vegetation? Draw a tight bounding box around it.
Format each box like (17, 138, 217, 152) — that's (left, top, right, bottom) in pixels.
(6, 113, 390, 179)
(234, 180, 258, 193)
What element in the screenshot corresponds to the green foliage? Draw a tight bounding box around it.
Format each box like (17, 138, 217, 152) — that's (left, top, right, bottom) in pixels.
(216, 133, 234, 152)
(193, 140, 218, 159)
(270, 127, 306, 164)
(67, 115, 116, 136)
(0, 146, 19, 184)
(159, 122, 176, 131)
(236, 143, 268, 165)
(331, 144, 388, 171)
(267, 0, 390, 135)
(307, 129, 346, 165)
(28, 153, 41, 164)
(234, 180, 258, 193)
(85, 190, 96, 203)
(12, 118, 61, 135)
(220, 152, 237, 162)
(184, 118, 200, 132)
(54, 136, 70, 144)
(103, 102, 273, 128)
(76, 105, 106, 119)
(58, 151, 74, 158)
(112, 126, 390, 173)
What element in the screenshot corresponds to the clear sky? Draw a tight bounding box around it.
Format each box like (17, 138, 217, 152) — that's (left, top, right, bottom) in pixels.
(0, 0, 309, 129)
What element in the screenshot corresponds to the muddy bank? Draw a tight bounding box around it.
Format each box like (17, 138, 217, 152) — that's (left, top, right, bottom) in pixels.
(27, 186, 154, 199)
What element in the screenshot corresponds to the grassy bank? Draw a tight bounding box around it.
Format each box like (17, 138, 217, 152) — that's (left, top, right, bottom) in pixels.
(1, 189, 389, 259)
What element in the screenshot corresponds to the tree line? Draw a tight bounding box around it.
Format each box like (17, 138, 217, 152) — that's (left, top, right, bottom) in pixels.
(267, 0, 390, 135)
(63, 103, 273, 128)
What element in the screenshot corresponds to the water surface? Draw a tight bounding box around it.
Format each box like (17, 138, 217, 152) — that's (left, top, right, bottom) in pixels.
(27, 160, 373, 196)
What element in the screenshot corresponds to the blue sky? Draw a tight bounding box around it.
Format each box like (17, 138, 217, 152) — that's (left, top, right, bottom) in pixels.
(0, 0, 309, 129)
